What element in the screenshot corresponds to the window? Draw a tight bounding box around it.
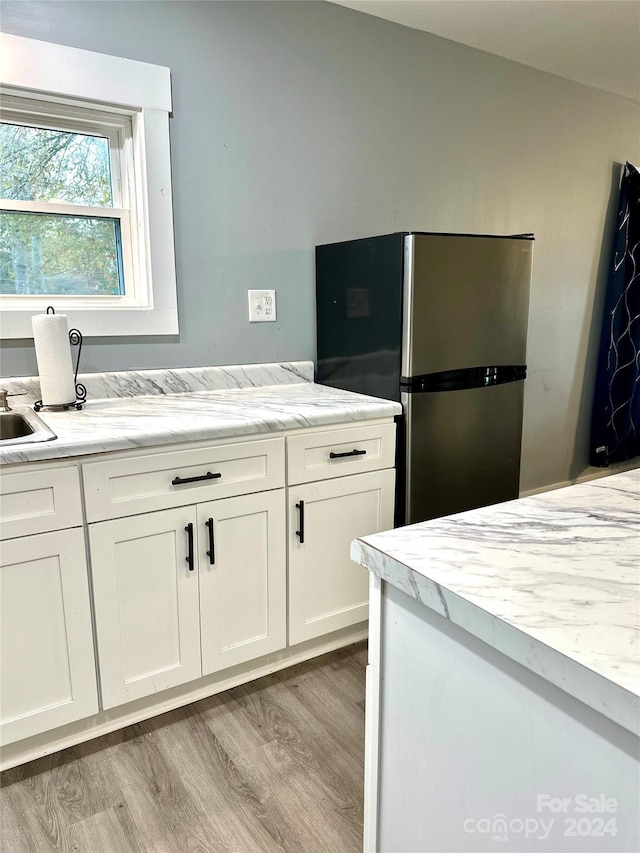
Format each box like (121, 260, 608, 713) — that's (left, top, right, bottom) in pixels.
(0, 34, 178, 338)
(1, 98, 131, 300)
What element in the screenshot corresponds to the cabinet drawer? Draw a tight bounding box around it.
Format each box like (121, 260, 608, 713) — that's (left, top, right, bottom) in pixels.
(287, 423, 396, 485)
(0, 466, 83, 540)
(83, 438, 285, 522)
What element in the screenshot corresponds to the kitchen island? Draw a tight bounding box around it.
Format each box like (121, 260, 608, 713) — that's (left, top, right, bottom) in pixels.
(352, 469, 639, 853)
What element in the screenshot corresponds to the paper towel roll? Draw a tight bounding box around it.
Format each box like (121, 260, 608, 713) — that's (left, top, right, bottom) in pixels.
(32, 312, 77, 406)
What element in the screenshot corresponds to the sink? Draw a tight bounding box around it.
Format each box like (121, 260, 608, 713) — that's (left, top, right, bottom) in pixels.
(1, 413, 35, 440)
(0, 408, 57, 446)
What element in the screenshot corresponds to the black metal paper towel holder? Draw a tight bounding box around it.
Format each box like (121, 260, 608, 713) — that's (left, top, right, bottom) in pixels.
(34, 306, 87, 412)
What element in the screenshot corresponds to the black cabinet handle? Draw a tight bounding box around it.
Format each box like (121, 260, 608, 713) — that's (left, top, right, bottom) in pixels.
(329, 449, 367, 459)
(185, 523, 194, 571)
(295, 500, 305, 544)
(172, 471, 221, 486)
(205, 517, 215, 565)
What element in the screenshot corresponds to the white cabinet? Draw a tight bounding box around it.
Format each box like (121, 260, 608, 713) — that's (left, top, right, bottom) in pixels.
(0, 527, 98, 745)
(88, 444, 288, 708)
(86, 423, 395, 709)
(1, 416, 396, 768)
(288, 469, 395, 645)
(86, 436, 289, 710)
(89, 506, 202, 709)
(198, 490, 286, 674)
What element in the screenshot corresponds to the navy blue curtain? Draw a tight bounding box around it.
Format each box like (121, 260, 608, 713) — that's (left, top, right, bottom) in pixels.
(590, 162, 640, 467)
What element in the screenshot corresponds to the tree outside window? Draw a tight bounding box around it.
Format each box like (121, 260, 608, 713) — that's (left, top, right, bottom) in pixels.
(0, 121, 124, 297)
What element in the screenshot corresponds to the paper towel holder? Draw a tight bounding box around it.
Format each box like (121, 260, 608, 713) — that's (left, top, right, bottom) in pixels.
(34, 307, 87, 412)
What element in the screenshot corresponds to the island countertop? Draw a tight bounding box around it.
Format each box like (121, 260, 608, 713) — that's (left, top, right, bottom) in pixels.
(352, 468, 640, 736)
(0, 361, 402, 465)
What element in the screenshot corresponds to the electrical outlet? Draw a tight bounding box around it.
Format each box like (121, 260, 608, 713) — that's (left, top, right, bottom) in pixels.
(248, 290, 277, 322)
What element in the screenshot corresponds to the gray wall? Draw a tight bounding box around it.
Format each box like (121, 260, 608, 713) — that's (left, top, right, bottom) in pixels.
(1, 0, 638, 492)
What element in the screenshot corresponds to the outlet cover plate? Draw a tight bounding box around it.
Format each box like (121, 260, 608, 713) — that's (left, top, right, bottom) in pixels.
(248, 290, 276, 322)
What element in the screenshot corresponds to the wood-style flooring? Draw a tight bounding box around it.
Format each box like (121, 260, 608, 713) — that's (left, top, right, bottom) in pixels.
(0, 642, 367, 853)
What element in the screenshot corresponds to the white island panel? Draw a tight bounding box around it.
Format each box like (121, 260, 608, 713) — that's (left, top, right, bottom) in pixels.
(378, 583, 639, 853)
(353, 469, 640, 853)
(353, 469, 640, 734)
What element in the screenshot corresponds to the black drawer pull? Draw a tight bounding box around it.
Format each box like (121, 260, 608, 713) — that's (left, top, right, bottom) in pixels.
(329, 449, 367, 459)
(185, 523, 194, 571)
(295, 500, 305, 544)
(172, 471, 221, 486)
(205, 517, 215, 565)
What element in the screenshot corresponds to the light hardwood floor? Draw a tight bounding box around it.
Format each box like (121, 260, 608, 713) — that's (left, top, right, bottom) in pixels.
(0, 643, 367, 853)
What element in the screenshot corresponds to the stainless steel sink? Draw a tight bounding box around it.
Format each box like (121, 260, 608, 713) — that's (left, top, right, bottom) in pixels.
(0, 408, 57, 446)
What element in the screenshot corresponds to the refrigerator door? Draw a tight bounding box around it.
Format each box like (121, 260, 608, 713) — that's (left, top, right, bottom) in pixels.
(403, 380, 525, 523)
(402, 234, 533, 378)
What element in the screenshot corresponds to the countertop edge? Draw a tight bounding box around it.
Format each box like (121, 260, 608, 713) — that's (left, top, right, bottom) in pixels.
(0, 395, 402, 466)
(351, 537, 640, 737)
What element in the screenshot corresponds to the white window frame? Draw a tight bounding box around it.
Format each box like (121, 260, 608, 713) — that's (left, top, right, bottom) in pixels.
(0, 33, 178, 338)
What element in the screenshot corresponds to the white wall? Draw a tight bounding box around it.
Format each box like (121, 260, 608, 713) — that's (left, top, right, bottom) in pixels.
(1, 0, 638, 492)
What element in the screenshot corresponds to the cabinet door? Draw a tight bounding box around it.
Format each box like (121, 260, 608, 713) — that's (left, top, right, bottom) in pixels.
(89, 506, 201, 710)
(288, 469, 395, 645)
(0, 528, 98, 745)
(198, 490, 286, 675)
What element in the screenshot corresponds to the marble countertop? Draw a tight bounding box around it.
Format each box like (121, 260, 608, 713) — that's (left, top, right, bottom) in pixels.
(0, 362, 402, 465)
(352, 469, 640, 735)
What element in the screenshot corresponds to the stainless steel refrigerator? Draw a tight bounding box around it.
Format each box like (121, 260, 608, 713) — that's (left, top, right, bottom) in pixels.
(315, 232, 533, 525)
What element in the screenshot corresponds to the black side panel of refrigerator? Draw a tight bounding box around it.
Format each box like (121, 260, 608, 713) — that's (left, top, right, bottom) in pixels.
(315, 234, 404, 402)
